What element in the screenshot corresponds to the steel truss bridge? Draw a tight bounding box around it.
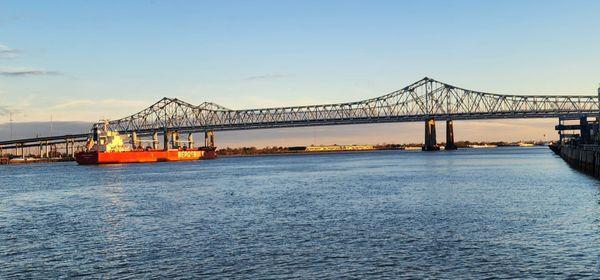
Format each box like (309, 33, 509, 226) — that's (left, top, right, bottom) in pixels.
(106, 77, 599, 133)
(1, 77, 599, 152)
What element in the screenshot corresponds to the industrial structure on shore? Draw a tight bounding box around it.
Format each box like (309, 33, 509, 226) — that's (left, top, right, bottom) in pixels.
(550, 84, 600, 178)
(1, 77, 599, 165)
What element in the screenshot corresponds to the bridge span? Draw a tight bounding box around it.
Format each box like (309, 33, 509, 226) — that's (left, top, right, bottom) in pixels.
(1, 77, 599, 156)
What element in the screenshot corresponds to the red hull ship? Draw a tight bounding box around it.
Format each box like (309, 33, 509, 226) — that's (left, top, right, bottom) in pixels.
(75, 121, 217, 165)
(75, 148, 217, 165)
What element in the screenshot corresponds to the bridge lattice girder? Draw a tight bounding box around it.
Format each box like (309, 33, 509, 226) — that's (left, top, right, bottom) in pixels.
(106, 77, 599, 134)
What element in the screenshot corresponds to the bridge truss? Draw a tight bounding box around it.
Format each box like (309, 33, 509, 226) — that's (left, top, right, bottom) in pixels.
(106, 77, 599, 135)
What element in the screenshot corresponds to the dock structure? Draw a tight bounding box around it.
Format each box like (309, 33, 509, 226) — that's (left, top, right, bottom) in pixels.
(551, 86, 600, 178)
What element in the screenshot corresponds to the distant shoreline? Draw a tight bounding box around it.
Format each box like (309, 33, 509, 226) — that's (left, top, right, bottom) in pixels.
(0, 142, 547, 165)
(217, 144, 546, 157)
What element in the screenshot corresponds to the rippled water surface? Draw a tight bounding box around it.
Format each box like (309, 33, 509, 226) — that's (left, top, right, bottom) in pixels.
(2, 147, 600, 278)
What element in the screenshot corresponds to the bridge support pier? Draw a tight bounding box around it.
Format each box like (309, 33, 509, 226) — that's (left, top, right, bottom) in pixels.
(131, 131, 140, 149)
(187, 133, 194, 149)
(71, 139, 75, 157)
(171, 131, 180, 149)
(152, 132, 159, 150)
(65, 139, 70, 157)
(445, 120, 457, 150)
(205, 131, 215, 147)
(422, 118, 439, 151)
(163, 130, 169, 150)
(45, 141, 49, 158)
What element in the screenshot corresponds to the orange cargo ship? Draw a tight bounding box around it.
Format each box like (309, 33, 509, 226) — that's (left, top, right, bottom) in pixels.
(75, 148, 217, 165)
(75, 122, 216, 165)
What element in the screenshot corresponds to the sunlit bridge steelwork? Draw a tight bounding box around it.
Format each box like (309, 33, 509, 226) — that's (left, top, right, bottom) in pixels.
(1, 77, 598, 153)
(107, 77, 599, 133)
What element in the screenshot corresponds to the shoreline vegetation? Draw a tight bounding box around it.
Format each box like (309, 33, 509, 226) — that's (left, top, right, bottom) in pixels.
(216, 140, 547, 156)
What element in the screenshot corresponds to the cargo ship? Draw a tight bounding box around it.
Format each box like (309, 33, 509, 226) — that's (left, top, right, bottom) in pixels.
(75, 122, 216, 165)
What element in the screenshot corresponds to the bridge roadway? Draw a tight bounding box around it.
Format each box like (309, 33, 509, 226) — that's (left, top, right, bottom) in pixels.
(1, 77, 599, 153)
(0, 134, 88, 149)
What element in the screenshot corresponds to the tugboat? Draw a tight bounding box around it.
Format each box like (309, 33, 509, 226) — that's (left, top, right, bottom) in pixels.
(75, 122, 216, 165)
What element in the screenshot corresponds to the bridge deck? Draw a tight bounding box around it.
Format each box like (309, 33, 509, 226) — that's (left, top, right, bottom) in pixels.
(2, 78, 598, 146)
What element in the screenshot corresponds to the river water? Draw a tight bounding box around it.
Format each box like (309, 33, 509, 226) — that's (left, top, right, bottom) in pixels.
(1, 147, 600, 278)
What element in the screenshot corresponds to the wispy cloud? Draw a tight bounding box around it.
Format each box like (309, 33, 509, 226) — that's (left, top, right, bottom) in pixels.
(0, 44, 62, 77)
(244, 74, 291, 81)
(0, 67, 61, 77)
(0, 44, 19, 58)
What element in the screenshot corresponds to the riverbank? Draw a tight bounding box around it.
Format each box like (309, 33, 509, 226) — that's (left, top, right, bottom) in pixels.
(552, 143, 600, 178)
(217, 142, 546, 156)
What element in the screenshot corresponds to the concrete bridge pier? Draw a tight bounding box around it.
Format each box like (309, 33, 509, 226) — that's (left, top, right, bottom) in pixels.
(14, 143, 21, 159)
(64, 139, 75, 158)
(187, 133, 194, 149)
(163, 129, 170, 150)
(422, 118, 439, 151)
(152, 132, 159, 150)
(445, 120, 457, 150)
(70, 139, 76, 157)
(131, 131, 140, 149)
(171, 131, 180, 149)
(205, 131, 215, 147)
(65, 139, 70, 157)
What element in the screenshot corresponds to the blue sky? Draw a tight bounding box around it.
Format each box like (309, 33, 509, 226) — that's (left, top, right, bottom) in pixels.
(0, 1, 599, 144)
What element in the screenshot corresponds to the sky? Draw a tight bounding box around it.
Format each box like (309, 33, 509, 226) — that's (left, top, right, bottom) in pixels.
(0, 1, 599, 146)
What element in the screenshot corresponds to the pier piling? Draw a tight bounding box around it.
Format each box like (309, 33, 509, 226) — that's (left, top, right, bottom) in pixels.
(423, 118, 439, 151)
(205, 131, 215, 147)
(445, 120, 457, 150)
(152, 132, 159, 150)
(163, 129, 169, 150)
(188, 133, 194, 149)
